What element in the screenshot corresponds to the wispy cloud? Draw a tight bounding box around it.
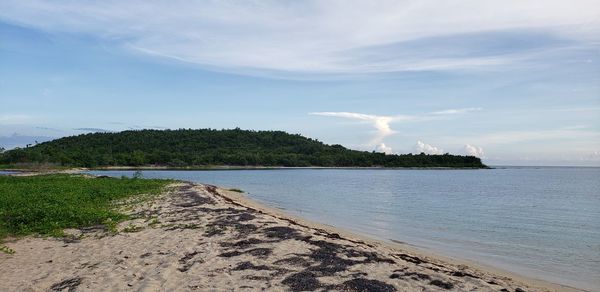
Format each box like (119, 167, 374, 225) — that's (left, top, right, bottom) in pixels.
(0, 114, 36, 124)
(430, 108, 482, 115)
(105, 122, 167, 130)
(35, 126, 64, 132)
(465, 127, 600, 145)
(73, 128, 111, 132)
(1, 1, 598, 77)
(125, 124, 168, 130)
(588, 151, 600, 161)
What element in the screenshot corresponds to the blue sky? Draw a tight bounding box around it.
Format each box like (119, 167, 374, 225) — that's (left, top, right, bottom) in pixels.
(1, 1, 599, 166)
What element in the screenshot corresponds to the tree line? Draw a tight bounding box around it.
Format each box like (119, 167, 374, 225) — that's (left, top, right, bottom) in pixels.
(0, 129, 486, 168)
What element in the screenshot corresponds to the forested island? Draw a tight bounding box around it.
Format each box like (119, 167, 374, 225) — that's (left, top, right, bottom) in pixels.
(0, 129, 485, 168)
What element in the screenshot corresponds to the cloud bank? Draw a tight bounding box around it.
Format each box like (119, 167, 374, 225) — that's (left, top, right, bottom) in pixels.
(415, 141, 444, 155)
(1, 1, 598, 76)
(464, 144, 485, 158)
(309, 112, 401, 145)
(310, 108, 480, 152)
(375, 143, 393, 154)
(589, 151, 600, 161)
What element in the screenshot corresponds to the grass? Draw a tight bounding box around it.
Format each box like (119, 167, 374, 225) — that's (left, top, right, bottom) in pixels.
(0, 174, 171, 241)
(228, 188, 244, 193)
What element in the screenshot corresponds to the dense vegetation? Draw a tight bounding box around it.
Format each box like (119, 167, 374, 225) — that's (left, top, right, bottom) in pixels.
(0, 129, 485, 168)
(0, 174, 170, 241)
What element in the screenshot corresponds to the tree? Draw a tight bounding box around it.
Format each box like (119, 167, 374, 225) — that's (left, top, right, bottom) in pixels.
(0, 129, 486, 168)
(131, 150, 146, 166)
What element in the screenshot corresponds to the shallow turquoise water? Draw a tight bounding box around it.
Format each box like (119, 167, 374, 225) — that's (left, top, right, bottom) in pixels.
(88, 167, 600, 290)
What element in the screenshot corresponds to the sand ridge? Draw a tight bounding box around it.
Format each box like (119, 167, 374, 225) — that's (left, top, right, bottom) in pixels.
(0, 182, 568, 291)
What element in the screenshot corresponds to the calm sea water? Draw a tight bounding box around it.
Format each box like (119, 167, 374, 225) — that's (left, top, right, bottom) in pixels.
(87, 168, 600, 290)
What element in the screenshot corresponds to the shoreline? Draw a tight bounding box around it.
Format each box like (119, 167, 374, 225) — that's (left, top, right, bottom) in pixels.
(0, 165, 490, 172)
(216, 185, 582, 292)
(0, 176, 584, 291)
(96, 166, 490, 170)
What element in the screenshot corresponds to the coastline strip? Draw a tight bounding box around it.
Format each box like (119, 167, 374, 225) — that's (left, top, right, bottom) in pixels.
(0, 180, 581, 291)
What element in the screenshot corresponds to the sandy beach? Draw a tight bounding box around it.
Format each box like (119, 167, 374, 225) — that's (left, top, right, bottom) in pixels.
(0, 181, 580, 291)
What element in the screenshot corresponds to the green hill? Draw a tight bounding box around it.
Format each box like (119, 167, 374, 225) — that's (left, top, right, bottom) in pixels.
(0, 129, 485, 168)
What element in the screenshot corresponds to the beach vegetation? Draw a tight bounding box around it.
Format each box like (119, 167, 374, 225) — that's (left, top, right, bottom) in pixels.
(0, 174, 170, 241)
(148, 217, 161, 227)
(122, 224, 144, 233)
(0, 245, 15, 254)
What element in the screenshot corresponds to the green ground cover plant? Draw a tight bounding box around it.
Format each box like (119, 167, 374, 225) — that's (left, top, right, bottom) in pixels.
(0, 174, 170, 241)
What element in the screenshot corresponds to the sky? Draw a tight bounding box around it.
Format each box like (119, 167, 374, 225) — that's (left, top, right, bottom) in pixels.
(0, 1, 599, 166)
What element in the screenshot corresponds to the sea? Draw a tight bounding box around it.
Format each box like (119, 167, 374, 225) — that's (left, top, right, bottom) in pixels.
(82, 167, 598, 290)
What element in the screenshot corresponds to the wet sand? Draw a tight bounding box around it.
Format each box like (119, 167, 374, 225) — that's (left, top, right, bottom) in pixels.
(0, 182, 580, 291)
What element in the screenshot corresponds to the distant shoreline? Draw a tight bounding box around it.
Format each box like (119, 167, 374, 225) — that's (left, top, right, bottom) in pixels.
(93, 165, 490, 170)
(0, 165, 490, 172)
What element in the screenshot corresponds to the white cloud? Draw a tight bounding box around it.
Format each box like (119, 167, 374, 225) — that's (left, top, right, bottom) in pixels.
(464, 144, 485, 158)
(415, 140, 444, 155)
(588, 151, 600, 161)
(375, 143, 393, 154)
(309, 112, 403, 145)
(1, 1, 598, 76)
(310, 108, 479, 147)
(431, 126, 600, 165)
(430, 108, 482, 115)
